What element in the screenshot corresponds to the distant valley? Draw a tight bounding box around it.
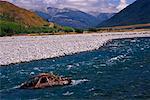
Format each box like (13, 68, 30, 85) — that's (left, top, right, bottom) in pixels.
(0, 1, 76, 36)
(35, 7, 114, 29)
(0, 0, 150, 37)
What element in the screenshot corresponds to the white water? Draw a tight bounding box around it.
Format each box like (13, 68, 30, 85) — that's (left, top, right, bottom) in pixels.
(71, 79, 90, 86)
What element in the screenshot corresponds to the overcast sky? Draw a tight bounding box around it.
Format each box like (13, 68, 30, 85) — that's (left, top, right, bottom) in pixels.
(3, 0, 136, 13)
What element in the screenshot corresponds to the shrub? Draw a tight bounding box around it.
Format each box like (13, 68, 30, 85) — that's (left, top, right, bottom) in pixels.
(88, 28, 98, 32)
(63, 26, 74, 32)
(0, 20, 24, 36)
(74, 28, 84, 33)
(0, 20, 58, 36)
(0, 20, 78, 36)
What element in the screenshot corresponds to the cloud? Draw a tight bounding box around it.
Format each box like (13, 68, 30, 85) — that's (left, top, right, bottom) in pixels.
(2, 0, 134, 13)
(55, 0, 118, 13)
(117, 0, 128, 11)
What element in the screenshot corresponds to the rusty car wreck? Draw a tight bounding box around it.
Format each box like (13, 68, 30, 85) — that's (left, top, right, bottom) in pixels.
(20, 73, 72, 89)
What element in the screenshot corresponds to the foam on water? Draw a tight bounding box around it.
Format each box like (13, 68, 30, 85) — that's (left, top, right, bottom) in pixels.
(62, 91, 74, 96)
(33, 67, 41, 71)
(106, 54, 128, 65)
(30, 72, 35, 75)
(71, 79, 90, 86)
(109, 55, 126, 61)
(67, 64, 74, 70)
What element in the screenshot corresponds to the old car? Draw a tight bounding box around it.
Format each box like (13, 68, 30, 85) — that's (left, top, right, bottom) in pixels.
(20, 73, 72, 89)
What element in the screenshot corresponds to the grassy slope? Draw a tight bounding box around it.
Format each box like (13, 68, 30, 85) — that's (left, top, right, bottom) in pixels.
(0, 1, 47, 27)
(96, 23, 150, 33)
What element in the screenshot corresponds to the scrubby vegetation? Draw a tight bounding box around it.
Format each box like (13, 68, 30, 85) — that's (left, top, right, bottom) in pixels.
(74, 28, 84, 33)
(0, 1, 47, 27)
(0, 20, 85, 36)
(0, 20, 23, 36)
(63, 26, 74, 33)
(0, 1, 85, 37)
(0, 20, 57, 36)
(87, 28, 99, 32)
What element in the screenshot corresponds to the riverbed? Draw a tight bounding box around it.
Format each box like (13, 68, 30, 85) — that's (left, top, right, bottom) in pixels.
(0, 31, 150, 66)
(0, 37, 150, 99)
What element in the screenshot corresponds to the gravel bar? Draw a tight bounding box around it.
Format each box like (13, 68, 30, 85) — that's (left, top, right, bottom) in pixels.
(0, 32, 150, 66)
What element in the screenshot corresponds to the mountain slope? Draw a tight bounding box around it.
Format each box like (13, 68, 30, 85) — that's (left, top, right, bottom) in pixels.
(0, 1, 47, 27)
(0, 1, 69, 36)
(98, 0, 150, 27)
(96, 13, 115, 23)
(47, 7, 98, 29)
(34, 11, 50, 21)
(36, 7, 114, 29)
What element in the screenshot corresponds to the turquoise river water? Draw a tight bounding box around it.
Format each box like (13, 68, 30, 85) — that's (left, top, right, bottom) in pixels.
(0, 37, 150, 100)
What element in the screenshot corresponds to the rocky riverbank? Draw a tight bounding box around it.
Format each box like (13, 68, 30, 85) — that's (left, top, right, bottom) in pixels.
(0, 31, 150, 66)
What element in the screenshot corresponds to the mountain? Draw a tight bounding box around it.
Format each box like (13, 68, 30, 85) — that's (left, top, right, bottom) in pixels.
(88, 11, 100, 17)
(47, 7, 98, 29)
(35, 11, 50, 21)
(96, 13, 115, 23)
(36, 7, 114, 29)
(0, 1, 47, 27)
(0, 1, 65, 36)
(89, 11, 115, 23)
(98, 0, 150, 27)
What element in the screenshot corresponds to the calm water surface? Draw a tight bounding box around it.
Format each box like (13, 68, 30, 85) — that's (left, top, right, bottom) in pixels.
(0, 37, 150, 100)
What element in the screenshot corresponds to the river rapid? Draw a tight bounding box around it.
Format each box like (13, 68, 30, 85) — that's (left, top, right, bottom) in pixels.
(0, 37, 150, 100)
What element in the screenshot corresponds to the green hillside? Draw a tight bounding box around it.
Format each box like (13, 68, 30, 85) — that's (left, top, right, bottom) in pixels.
(0, 1, 47, 27)
(0, 1, 80, 36)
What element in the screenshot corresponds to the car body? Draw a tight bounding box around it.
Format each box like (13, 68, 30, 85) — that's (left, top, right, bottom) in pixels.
(20, 73, 72, 89)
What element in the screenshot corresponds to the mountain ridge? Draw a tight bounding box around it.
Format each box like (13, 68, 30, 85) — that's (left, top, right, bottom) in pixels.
(98, 0, 150, 27)
(35, 7, 114, 29)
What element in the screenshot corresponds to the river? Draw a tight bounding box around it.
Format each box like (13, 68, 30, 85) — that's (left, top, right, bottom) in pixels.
(0, 37, 150, 100)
